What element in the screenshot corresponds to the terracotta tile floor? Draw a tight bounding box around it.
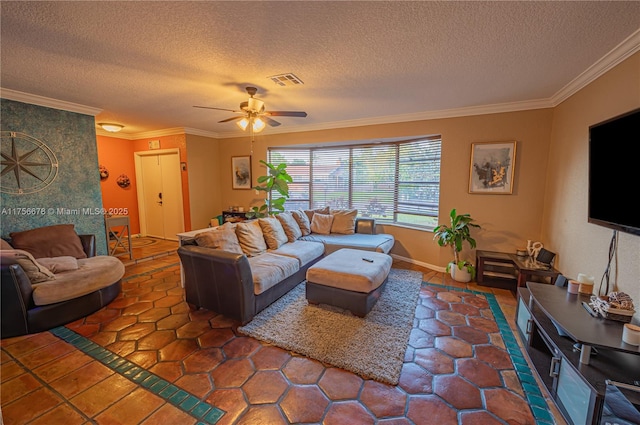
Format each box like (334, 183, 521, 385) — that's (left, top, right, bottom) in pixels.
(109, 236, 179, 264)
(1, 254, 565, 425)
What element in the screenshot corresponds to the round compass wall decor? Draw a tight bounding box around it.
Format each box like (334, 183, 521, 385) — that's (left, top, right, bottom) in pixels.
(1, 131, 59, 195)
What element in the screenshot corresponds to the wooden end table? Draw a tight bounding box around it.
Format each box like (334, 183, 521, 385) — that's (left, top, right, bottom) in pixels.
(476, 250, 561, 287)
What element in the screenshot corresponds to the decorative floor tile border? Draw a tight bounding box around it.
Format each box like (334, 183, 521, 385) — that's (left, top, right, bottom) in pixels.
(52, 261, 223, 423)
(51, 326, 224, 425)
(423, 282, 555, 425)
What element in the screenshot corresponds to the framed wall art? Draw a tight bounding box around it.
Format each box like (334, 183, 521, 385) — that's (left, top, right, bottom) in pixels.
(231, 156, 252, 190)
(469, 141, 516, 194)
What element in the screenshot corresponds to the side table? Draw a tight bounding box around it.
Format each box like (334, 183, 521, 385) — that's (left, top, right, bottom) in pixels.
(105, 215, 132, 260)
(511, 254, 561, 287)
(476, 250, 561, 288)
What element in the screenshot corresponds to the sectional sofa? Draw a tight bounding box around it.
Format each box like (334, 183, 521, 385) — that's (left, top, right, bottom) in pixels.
(177, 208, 395, 324)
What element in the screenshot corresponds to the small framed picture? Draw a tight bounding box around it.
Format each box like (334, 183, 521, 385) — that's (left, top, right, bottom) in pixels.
(231, 156, 252, 190)
(469, 141, 517, 194)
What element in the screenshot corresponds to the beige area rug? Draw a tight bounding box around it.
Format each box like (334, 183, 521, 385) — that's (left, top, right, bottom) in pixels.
(238, 269, 422, 385)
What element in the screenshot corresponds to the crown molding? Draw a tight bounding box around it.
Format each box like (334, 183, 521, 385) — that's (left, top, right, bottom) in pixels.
(97, 127, 219, 140)
(216, 98, 553, 137)
(0, 88, 102, 116)
(552, 28, 640, 107)
(183, 127, 219, 138)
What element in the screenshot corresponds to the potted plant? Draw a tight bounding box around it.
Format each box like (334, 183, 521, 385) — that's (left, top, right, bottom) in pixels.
(245, 160, 292, 219)
(433, 208, 481, 283)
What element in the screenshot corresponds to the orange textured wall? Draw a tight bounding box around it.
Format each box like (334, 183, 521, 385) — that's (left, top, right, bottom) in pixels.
(96, 136, 141, 234)
(132, 135, 191, 232)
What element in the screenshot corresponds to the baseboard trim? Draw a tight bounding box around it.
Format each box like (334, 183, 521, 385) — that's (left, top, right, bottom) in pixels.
(390, 253, 446, 273)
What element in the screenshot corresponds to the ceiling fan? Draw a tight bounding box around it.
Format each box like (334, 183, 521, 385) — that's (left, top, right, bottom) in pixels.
(194, 86, 307, 133)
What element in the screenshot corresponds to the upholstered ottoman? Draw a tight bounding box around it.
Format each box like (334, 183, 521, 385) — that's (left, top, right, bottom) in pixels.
(306, 248, 392, 316)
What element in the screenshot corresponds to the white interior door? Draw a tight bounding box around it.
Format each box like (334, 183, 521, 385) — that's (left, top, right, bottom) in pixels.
(140, 155, 165, 238)
(135, 149, 185, 240)
(158, 153, 184, 240)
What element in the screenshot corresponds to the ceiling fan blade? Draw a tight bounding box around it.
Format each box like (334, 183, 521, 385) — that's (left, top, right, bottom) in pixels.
(263, 116, 281, 127)
(193, 105, 242, 113)
(218, 116, 244, 123)
(264, 111, 308, 117)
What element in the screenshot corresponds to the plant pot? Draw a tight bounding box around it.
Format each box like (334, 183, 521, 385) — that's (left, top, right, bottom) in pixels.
(449, 262, 472, 283)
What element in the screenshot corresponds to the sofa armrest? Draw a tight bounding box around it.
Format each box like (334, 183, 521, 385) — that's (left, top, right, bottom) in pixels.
(355, 218, 376, 235)
(78, 234, 96, 258)
(1, 263, 34, 338)
(177, 246, 256, 324)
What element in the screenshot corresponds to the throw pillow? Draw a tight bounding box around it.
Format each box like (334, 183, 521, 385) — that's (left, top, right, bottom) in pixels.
(235, 220, 268, 257)
(330, 209, 358, 234)
(0, 249, 55, 283)
(310, 213, 334, 235)
(259, 217, 289, 250)
(304, 206, 330, 223)
(276, 212, 303, 242)
(37, 256, 79, 274)
(291, 210, 311, 236)
(1, 239, 13, 250)
(194, 223, 243, 254)
(10, 224, 87, 259)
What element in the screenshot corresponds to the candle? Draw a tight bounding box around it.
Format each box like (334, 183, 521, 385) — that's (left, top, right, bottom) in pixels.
(577, 273, 595, 284)
(567, 280, 580, 294)
(622, 324, 640, 346)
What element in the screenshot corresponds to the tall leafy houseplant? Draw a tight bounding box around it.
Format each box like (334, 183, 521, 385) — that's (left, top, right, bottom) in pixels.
(245, 160, 292, 219)
(433, 208, 481, 282)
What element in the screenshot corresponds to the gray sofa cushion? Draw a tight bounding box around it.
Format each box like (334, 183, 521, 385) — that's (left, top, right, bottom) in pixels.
(32, 256, 125, 306)
(276, 212, 303, 242)
(299, 233, 395, 255)
(272, 240, 325, 267)
(248, 253, 299, 295)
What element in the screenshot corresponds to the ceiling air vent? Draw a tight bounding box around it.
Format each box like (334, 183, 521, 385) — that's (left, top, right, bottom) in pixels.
(268, 73, 304, 87)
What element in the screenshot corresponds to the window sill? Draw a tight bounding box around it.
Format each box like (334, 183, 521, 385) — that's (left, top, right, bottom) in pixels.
(376, 222, 435, 233)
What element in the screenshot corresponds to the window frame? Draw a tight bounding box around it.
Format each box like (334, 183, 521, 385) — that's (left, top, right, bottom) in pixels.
(268, 136, 441, 230)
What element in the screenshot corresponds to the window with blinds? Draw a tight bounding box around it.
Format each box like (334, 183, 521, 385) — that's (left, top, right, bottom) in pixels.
(269, 137, 441, 228)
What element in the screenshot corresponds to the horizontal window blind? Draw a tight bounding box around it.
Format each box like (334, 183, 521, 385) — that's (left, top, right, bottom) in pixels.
(269, 137, 441, 228)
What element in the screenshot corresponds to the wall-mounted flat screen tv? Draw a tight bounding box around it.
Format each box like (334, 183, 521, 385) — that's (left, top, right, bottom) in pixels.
(588, 107, 640, 236)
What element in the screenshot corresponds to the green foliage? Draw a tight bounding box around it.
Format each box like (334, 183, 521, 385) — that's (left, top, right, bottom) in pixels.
(245, 160, 292, 219)
(433, 208, 481, 269)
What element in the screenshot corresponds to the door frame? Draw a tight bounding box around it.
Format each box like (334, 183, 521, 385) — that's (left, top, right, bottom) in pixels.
(134, 148, 184, 239)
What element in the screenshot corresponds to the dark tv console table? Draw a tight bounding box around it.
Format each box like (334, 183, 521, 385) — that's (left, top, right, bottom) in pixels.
(516, 283, 640, 425)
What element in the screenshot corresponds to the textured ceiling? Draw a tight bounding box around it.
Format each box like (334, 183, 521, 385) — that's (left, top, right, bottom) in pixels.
(1, 1, 639, 137)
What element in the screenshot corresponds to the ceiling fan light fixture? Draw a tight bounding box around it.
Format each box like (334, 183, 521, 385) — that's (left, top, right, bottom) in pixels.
(236, 117, 249, 131)
(253, 117, 266, 133)
(98, 123, 124, 133)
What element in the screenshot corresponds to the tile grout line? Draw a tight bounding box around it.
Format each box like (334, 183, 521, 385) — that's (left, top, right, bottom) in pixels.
(1, 347, 95, 423)
(50, 326, 225, 425)
(121, 261, 181, 281)
(56, 261, 224, 424)
(423, 282, 555, 425)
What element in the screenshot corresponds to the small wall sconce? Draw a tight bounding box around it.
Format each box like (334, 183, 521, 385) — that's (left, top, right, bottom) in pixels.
(98, 123, 124, 133)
